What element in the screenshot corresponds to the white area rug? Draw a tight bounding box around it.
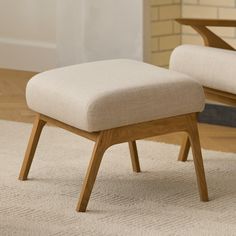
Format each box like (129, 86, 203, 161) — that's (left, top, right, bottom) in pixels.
(0, 120, 236, 236)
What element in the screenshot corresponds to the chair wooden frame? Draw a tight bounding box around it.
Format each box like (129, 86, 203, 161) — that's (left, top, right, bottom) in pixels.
(176, 18, 236, 162)
(19, 112, 208, 212)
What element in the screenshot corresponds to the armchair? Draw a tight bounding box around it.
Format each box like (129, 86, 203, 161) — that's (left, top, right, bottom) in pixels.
(172, 18, 236, 161)
(175, 18, 236, 106)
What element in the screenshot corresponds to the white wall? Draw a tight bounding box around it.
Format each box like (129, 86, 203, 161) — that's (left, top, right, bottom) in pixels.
(82, 0, 143, 62)
(57, 0, 144, 66)
(0, 0, 57, 71)
(0, 0, 143, 71)
(57, 0, 84, 67)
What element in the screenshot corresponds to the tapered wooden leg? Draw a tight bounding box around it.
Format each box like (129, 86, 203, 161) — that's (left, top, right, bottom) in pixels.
(19, 114, 46, 180)
(128, 141, 141, 173)
(187, 114, 208, 202)
(76, 131, 111, 212)
(178, 134, 191, 162)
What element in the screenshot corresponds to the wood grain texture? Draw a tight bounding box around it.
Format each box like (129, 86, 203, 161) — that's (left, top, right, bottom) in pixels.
(191, 25, 235, 50)
(40, 114, 99, 142)
(76, 131, 112, 212)
(107, 114, 190, 146)
(18, 114, 46, 180)
(128, 141, 141, 173)
(204, 87, 236, 107)
(75, 112, 209, 210)
(176, 18, 236, 27)
(176, 18, 236, 50)
(20, 112, 208, 212)
(178, 134, 190, 162)
(76, 112, 208, 211)
(185, 114, 208, 202)
(0, 69, 36, 123)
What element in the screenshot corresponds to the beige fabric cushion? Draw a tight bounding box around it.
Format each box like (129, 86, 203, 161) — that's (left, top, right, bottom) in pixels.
(26, 59, 205, 132)
(170, 44, 236, 95)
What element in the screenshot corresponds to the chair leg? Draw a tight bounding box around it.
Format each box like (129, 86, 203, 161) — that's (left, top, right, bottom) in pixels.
(187, 114, 208, 202)
(178, 134, 191, 162)
(128, 141, 141, 173)
(19, 114, 46, 180)
(76, 131, 111, 212)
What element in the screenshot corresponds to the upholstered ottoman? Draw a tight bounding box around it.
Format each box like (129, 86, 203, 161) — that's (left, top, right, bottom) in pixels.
(19, 59, 208, 212)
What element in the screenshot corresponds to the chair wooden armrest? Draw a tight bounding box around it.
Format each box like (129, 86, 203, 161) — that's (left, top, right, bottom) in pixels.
(175, 18, 236, 106)
(176, 18, 236, 27)
(175, 18, 236, 51)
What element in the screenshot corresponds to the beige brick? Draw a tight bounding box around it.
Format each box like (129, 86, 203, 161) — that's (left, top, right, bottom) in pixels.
(150, 0, 172, 6)
(182, 35, 204, 45)
(226, 38, 236, 48)
(173, 21, 181, 34)
(219, 8, 236, 19)
(151, 37, 159, 51)
(151, 7, 159, 21)
(151, 21, 173, 36)
(160, 35, 181, 50)
(210, 27, 235, 38)
(148, 0, 236, 67)
(182, 25, 196, 34)
(159, 5, 181, 20)
(151, 51, 172, 66)
(182, 5, 218, 18)
(182, 0, 198, 3)
(183, 25, 235, 38)
(199, 0, 235, 7)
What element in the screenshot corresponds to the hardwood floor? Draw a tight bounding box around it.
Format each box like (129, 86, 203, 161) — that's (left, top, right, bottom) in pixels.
(0, 68, 235, 153)
(0, 69, 36, 123)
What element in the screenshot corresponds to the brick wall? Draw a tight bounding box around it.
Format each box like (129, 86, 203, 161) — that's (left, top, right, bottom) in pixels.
(146, 0, 236, 67)
(147, 0, 181, 67)
(182, 0, 236, 47)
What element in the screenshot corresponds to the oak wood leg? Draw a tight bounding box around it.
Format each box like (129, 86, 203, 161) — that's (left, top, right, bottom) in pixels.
(187, 114, 208, 202)
(76, 131, 111, 212)
(19, 114, 46, 180)
(178, 134, 191, 162)
(128, 141, 141, 173)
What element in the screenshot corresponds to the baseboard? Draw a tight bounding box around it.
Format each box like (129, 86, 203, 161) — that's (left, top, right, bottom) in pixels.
(0, 37, 57, 72)
(198, 104, 236, 128)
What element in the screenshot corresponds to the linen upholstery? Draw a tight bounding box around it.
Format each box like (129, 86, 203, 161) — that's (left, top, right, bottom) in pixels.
(26, 59, 205, 132)
(170, 44, 236, 95)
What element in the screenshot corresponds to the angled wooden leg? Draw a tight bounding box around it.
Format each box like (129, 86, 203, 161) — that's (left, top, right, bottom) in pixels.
(128, 141, 141, 173)
(187, 114, 208, 202)
(178, 134, 191, 162)
(76, 131, 111, 212)
(19, 114, 46, 181)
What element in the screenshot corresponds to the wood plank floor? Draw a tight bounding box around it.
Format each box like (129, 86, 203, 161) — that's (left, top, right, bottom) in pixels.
(0, 68, 235, 153)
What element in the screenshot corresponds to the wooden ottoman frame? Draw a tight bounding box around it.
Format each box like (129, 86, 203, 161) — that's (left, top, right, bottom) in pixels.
(19, 112, 208, 212)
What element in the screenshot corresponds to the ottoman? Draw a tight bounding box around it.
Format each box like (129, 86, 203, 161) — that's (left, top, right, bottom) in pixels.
(19, 59, 208, 212)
